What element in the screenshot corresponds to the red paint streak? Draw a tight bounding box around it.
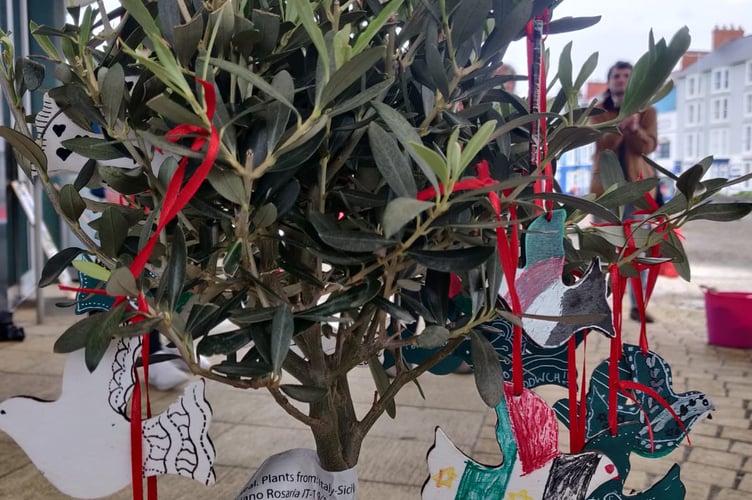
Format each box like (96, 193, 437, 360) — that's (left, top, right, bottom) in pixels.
(507, 257, 561, 309)
(504, 383, 559, 475)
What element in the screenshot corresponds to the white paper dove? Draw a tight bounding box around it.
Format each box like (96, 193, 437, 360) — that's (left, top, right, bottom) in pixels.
(0, 337, 215, 499)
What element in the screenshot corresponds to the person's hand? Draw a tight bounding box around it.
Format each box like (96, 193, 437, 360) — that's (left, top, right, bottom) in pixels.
(618, 114, 639, 133)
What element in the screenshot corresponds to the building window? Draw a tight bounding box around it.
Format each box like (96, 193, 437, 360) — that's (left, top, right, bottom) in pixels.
(747, 61, 752, 85)
(687, 103, 695, 124)
(710, 129, 729, 156)
(656, 141, 670, 159)
(712, 68, 730, 92)
(686, 133, 696, 158)
(744, 125, 752, 153)
(687, 76, 696, 98)
(711, 97, 729, 121)
(746, 92, 752, 116)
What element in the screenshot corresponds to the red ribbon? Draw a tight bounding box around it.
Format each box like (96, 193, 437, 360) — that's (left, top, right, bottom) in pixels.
(567, 329, 588, 453)
(127, 79, 219, 500)
(608, 263, 625, 435)
(617, 379, 691, 451)
(416, 160, 524, 394)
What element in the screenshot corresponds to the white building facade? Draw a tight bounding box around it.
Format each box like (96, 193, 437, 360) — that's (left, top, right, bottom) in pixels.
(674, 34, 752, 194)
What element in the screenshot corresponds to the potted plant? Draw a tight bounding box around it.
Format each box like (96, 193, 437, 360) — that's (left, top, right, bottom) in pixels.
(1, 0, 750, 497)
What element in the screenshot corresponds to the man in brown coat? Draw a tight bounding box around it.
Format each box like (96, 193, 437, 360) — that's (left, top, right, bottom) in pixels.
(589, 61, 658, 196)
(590, 61, 659, 322)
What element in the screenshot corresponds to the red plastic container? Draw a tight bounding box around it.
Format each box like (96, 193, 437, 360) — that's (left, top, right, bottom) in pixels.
(704, 289, 752, 348)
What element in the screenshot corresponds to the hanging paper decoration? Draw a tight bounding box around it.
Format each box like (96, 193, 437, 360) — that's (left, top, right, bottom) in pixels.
(554, 344, 714, 457)
(422, 382, 619, 500)
(500, 210, 614, 348)
(0, 337, 215, 498)
(458, 320, 586, 388)
(75, 270, 116, 313)
(383, 317, 582, 384)
(235, 448, 357, 500)
(583, 422, 686, 500)
(35, 91, 143, 172)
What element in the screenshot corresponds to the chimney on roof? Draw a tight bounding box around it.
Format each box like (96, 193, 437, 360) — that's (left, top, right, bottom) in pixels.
(681, 50, 709, 70)
(713, 25, 744, 50)
(585, 82, 607, 102)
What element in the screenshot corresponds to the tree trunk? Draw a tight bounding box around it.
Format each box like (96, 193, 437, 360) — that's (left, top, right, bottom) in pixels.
(310, 372, 362, 471)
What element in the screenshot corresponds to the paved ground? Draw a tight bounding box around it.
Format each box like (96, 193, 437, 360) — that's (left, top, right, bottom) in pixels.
(1, 218, 751, 499)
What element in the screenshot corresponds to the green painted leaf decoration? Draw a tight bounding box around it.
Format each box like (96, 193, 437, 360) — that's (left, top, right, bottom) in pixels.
(72, 260, 111, 282)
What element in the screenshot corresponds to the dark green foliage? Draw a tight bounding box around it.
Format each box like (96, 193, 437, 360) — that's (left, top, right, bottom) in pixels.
(2, 0, 747, 471)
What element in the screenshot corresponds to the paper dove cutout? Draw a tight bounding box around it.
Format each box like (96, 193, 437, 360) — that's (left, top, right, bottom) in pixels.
(422, 382, 619, 500)
(75, 271, 116, 314)
(500, 210, 614, 348)
(0, 337, 215, 499)
(554, 344, 714, 458)
(35, 92, 137, 172)
(583, 422, 686, 500)
(456, 320, 585, 388)
(35, 88, 168, 174)
(383, 313, 581, 384)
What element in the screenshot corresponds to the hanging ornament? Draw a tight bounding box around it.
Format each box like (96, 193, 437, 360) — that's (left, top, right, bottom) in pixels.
(554, 344, 713, 457)
(500, 210, 614, 348)
(583, 422, 686, 500)
(0, 337, 215, 498)
(422, 382, 620, 500)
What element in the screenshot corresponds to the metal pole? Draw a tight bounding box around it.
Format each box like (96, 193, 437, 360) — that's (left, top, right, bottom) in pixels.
(18, 0, 44, 322)
(34, 176, 44, 323)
